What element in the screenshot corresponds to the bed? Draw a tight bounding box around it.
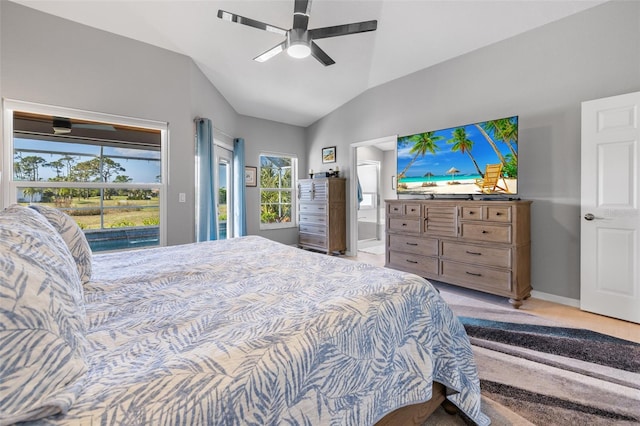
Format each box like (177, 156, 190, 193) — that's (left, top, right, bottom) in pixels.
(0, 204, 489, 426)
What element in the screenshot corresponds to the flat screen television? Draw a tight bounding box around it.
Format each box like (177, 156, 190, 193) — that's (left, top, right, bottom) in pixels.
(396, 115, 518, 197)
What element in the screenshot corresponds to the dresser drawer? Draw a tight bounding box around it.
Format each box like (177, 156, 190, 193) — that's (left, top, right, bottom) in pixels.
(387, 203, 403, 215)
(388, 251, 438, 277)
(486, 206, 511, 222)
(461, 206, 483, 220)
(299, 223, 326, 235)
(441, 241, 511, 268)
(299, 233, 326, 248)
(440, 260, 512, 293)
(387, 203, 421, 216)
(389, 234, 438, 256)
(299, 213, 327, 225)
(388, 217, 421, 233)
(404, 203, 421, 216)
(460, 223, 511, 244)
(300, 203, 327, 214)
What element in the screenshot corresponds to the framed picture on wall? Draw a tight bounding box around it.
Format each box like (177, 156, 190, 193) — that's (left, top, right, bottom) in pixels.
(245, 166, 257, 187)
(322, 146, 336, 163)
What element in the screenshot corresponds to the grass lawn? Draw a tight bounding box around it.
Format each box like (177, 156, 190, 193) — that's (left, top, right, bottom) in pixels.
(27, 196, 159, 230)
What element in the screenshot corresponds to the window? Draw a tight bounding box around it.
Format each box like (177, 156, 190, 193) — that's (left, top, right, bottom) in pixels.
(259, 153, 297, 229)
(3, 101, 167, 252)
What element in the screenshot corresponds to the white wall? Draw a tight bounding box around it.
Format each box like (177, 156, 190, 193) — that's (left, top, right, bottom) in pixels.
(0, 2, 306, 246)
(306, 0, 640, 299)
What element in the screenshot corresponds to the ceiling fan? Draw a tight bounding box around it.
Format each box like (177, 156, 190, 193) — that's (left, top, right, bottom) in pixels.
(217, 0, 377, 66)
(52, 116, 116, 135)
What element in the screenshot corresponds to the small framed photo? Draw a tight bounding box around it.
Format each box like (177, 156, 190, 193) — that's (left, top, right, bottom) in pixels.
(322, 146, 336, 163)
(245, 166, 257, 187)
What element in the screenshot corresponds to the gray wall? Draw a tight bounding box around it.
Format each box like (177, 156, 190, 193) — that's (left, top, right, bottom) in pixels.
(0, 1, 306, 246)
(239, 114, 306, 245)
(306, 0, 640, 300)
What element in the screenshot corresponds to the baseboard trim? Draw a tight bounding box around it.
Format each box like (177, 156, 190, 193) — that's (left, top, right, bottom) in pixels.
(531, 290, 580, 308)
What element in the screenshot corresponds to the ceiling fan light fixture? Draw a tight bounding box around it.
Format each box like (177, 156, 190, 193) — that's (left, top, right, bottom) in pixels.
(52, 117, 72, 135)
(287, 28, 311, 59)
(53, 126, 72, 135)
(287, 42, 311, 59)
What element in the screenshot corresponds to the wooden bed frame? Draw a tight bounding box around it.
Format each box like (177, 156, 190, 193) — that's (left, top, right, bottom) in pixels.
(376, 382, 456, 425)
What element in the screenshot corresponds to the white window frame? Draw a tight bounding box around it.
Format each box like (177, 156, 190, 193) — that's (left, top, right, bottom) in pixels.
(259, 152, 297, 230)
(2, 99, 169, 247)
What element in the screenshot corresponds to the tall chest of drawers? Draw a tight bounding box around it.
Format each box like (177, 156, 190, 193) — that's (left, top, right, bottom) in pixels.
(298, 178, 346, 255)
(386, 199, 532, 307)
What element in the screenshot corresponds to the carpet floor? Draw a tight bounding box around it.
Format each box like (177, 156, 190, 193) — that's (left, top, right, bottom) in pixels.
(424, 284, 640, 425)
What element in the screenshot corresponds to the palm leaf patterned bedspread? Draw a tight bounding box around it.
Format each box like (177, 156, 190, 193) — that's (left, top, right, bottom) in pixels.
(39, 236, 489, 425)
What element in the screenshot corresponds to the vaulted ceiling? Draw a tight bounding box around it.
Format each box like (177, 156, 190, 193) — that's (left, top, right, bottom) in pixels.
(14, 0, 606, 127)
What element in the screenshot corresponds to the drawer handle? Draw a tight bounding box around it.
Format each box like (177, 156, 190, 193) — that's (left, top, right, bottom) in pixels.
(465, 271, 482, 277)
(465, 250, 482, 255)
(406, 259, 418, 264)
(406, 242, 418, 246)
(482, 230, 488, 234)
(402, 223, 407, 227)
(469, 211, 475, 215)
(410, 208, 416, 212)
(495, 212, 502, 216)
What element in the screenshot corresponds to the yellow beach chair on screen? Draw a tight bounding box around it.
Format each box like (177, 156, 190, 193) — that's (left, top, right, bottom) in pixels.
(475, 163, 509, 193)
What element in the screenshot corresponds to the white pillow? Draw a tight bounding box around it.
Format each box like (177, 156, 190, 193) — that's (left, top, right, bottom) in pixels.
(29, 204, 93, 284)
(0, 205, 87, 424)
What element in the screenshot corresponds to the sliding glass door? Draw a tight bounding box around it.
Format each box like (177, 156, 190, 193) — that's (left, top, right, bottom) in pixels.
(215, 144, 233, 240)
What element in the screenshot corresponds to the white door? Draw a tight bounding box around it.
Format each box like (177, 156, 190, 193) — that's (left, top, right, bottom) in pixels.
(581, 91, 640, 323)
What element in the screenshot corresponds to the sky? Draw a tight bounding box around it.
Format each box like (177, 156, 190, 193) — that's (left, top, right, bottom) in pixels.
(397, 117, 517, 177)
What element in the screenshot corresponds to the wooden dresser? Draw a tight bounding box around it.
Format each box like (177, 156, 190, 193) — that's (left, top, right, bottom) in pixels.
(385, 199, 532, 307)
(298, 178, 346, 255)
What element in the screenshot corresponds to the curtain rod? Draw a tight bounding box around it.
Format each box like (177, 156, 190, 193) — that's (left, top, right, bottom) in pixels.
(193, 117, 234, 141)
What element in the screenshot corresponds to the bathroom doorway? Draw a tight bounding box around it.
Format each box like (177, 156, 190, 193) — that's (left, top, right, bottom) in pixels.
(350, 135, 397, 257)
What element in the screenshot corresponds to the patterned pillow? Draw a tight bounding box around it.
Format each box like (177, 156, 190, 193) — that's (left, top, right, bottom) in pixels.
(0, 205, 87, 424)
(29, 204, 92, 284)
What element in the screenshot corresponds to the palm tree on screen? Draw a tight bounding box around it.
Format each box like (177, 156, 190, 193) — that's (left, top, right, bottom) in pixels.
(448, 127, 483, 176)
(483, 118, 518, 158)
(398, 132, 442, 178)
(474, 123, 506, 165)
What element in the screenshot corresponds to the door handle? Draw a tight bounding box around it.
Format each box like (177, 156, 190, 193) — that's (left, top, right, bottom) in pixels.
(584, 213, 604, 221)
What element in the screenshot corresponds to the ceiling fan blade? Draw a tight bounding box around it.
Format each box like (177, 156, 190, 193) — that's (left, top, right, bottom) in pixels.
(254, 41, 287, 63)
(293, 0, 311, 30)
(217, 10, 287, 36)
(309, 20, 377, 40)
(310, 42, 335, 66)
(73, 123, 116, 131)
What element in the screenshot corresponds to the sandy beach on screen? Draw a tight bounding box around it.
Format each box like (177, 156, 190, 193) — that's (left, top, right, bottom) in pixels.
(400, 178, 517, 195)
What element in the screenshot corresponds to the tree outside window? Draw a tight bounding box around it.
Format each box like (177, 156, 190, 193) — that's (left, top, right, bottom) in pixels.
(259, 154, 297, 229)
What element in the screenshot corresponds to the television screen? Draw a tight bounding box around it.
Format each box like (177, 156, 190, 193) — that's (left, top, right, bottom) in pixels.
(397, 115, 518, 196)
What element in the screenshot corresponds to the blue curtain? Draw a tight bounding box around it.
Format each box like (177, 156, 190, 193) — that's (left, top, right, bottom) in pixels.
(195, 118, 217, 242)
(233, 138, 247, 237)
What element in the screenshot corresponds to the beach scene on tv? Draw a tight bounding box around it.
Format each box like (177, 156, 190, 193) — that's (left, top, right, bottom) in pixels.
(397, 116, 518, 196)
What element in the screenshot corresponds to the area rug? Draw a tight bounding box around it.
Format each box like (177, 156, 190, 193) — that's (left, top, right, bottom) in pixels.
(430, 284, 640, 426)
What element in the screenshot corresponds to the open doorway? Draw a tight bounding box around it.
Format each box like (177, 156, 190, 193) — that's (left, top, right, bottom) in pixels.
(350, 135, 397, 257)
